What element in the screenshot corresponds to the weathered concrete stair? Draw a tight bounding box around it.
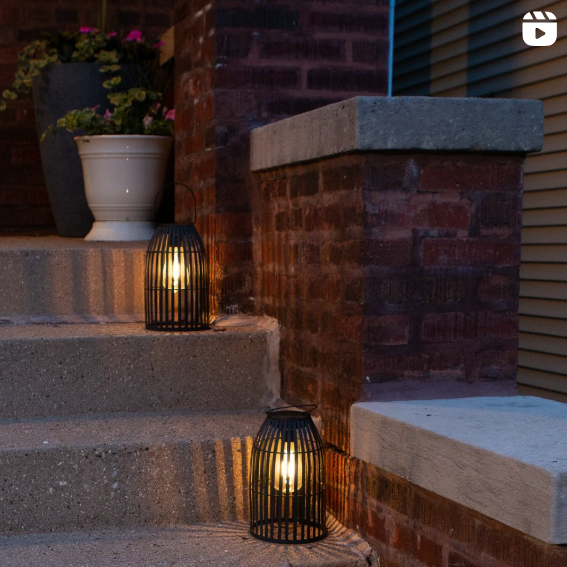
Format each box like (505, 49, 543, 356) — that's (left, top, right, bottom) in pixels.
(0, 410, 264, 534)
(0, 322, 276, 418)
(0, 237, 365, 565)
(0, 408, 372, 564)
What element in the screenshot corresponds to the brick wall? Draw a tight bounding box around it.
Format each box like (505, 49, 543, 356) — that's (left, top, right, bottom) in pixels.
(252, 150, 538, 565)
(253, 152, 523, 452)
(328, 449, 567, 567)
(174, 0, 389, 312)
(0, 0, 173, 234)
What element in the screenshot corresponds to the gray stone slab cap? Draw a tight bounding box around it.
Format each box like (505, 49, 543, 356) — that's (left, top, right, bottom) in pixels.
(251, 96, 544, 171)
(351, 396, 567, 544)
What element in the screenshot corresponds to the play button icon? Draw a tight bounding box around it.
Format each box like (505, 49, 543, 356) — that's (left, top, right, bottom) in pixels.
(523, 11, 557, 46)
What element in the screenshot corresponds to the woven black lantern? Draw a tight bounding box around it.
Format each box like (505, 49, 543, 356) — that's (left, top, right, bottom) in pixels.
(145, 184, 209, 332)
(250, 405, 327, 544)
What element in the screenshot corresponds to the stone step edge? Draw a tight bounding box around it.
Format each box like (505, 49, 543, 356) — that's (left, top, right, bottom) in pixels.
(0, 313, 272, 328)
(0, 314, 144, 326)
(0, 409, 267, 451)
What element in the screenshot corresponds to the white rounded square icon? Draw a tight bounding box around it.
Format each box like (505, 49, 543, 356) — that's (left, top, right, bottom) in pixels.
(523, 11, 557, 46)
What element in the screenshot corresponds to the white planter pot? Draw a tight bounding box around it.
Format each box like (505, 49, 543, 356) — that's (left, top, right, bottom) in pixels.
(75, 135, 173, 241)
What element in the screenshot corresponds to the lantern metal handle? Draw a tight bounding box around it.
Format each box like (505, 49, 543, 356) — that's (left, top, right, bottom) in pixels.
(154, 182, 197, 224)
(266, 404, 318, 415)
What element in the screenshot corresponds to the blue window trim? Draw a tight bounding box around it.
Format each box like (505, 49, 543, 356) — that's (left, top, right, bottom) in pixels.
(388, 0, 395, 96)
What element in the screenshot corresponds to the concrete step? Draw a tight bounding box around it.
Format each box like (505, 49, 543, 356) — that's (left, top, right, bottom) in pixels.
(0, 519, 373, 566)
(0, 236, 146, 321)
(0, 410, 266, 535)
(0, 318, 278, 418)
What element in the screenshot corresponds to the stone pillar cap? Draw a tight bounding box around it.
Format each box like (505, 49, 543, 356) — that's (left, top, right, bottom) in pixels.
(250, 96, 544, 171)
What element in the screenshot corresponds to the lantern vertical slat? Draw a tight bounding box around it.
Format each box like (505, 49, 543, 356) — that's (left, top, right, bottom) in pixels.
(162, 228, 169, 329)
(267, 417, 279, 541)
(183, 240, 189, 327)
(192, 235, 198, 325)
(282, 421, 290, 543)
(307, 421, 315, 540)
(298, 413, 310, 541)
(294, 417, 305, 542)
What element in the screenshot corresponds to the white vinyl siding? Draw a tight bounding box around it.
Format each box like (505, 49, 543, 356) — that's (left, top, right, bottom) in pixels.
(395, 0, 567, 401)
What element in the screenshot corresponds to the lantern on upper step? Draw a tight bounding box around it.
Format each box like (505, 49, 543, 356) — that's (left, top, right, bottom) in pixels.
(249, 405, 327, 544)
(145, 183, 209, 331)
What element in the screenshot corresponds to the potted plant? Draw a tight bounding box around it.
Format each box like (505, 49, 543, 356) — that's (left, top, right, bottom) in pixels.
(45, 86, 174, 241)
(1, 28, 166, 237)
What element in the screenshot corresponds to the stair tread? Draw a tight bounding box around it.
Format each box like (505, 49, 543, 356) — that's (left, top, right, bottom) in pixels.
(0, 410, 265, 451)
(0, 520, 371, 567)
(0, 320, 266, 340)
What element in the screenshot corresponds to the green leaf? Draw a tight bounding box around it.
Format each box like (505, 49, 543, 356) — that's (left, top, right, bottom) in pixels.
(96, 50, 119, 64)
(2, 90, 17, 101)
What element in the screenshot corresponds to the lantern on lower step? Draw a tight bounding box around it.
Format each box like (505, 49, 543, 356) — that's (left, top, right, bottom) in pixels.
(250, 405, 327, 544)
(145, 184, 209, 331)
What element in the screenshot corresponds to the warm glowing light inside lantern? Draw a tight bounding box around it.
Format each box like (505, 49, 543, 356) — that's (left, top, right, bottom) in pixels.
(274, 442, 302, 493)
(162, 247, 185, 292)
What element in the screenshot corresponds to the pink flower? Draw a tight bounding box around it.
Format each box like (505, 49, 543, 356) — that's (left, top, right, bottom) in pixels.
(125, 30, 143, 43)
(104, 109, 112, 122)
(165, 109, 175, 121)
(92, 104, 101, 111)
(143, 116, 154, 129)
(79, 27, 94, 33)
(108, 31, 118, 38)
(153, 41, 165, 48)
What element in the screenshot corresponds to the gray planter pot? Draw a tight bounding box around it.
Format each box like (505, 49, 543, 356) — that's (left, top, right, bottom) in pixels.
(32, 63, 114, 237)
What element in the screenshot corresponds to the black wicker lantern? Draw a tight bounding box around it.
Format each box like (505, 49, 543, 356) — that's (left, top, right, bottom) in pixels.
(145, 184, 209, 332)
(250, 405, 327, 544)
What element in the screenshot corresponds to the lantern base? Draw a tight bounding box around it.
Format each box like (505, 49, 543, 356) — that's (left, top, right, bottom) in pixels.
(250, 520, 328, 544)
(145, 321, 210, 332)
(85, 221, 156, 242)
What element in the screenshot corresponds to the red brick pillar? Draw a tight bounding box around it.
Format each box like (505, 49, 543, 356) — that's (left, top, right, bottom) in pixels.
(174, 0, 389, 313)
(251, 96, 543, 451)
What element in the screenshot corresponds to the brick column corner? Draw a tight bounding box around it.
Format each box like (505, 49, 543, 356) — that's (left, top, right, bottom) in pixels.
(250, 95, 544, 450)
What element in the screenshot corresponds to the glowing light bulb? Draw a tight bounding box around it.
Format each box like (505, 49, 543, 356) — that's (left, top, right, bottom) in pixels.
(281, 448, 295, 485)
(275, 442, 302, 493)
(162, 247, 185, 292)
(172, 248, 180, 292)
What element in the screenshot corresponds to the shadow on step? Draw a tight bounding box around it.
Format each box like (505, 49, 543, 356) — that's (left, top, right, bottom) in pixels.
(0, 517, 373, 567)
